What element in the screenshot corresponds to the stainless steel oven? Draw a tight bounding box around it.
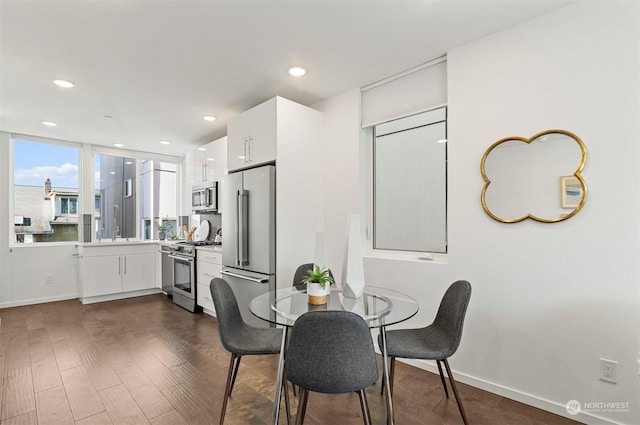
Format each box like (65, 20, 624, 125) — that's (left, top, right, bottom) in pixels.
(166, 243, 198, 312)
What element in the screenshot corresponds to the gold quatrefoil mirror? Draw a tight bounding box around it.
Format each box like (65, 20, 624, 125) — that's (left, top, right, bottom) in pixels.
(480, 129, 587, 223)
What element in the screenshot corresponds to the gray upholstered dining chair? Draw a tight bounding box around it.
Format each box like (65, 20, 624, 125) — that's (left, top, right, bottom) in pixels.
(286, 310, 379, 425)
(209, 278, 290, 425)
(379, 280, 472, 425)
(292, 263, 336, 287)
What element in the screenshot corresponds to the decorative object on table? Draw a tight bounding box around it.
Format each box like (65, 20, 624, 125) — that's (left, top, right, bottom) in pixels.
(303, 264, 334, 305)
(155, 222, 171, 240)
(342, 214, 365, 299)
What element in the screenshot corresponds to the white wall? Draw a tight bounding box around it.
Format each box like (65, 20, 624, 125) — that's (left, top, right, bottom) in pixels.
(317, 2, 639, 424)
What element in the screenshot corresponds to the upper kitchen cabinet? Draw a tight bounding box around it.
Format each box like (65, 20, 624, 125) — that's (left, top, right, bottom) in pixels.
(186, 136, 228, 186)
(227, 97, 277, 171)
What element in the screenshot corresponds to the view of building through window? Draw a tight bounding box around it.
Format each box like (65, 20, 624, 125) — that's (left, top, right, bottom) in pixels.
(95, 154, 177, 241)
(12, 138, 178, 244)
(13, 138, 80, 243)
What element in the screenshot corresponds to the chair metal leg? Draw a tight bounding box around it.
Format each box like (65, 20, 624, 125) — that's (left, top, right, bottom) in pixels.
(436, 359, 449, 398)
(294, 388, 309, 425)
(220, 353, 238, 425)
(379, 356, 395, 396)
(442, 359, 469, 425)
(229, 355, 242, 396)
(357, 389, 372, 425)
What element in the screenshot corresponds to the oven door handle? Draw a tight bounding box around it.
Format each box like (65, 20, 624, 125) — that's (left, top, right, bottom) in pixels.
(221, 269, 268, 284)
(168, 255, 194, 262)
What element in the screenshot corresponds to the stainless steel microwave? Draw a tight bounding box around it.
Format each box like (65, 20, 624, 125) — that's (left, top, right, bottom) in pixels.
(192, 182, 218, 212)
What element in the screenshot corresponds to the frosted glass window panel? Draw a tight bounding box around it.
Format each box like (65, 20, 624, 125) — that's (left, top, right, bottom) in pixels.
(374, 119, 446, 253)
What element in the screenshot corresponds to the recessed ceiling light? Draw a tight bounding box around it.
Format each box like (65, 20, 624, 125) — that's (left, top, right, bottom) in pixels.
(52, 79, 76, 88)
(197, 147, 207, 151)
(125, 161, 133, 165)
(207, 158, 215, 161)
(159, 140, 170, 145)
(238, 156, 246, 159)
(41, 121, 57, 127)
(288, 67, 306, 77)
(437, 139, 448, 144)
(113, 143, 124, 148)
(202, 115, 216, 122)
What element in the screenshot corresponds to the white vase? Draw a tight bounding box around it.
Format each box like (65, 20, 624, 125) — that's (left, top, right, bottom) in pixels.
(307, 282, 329, 305)
(342, 214, 365, 299)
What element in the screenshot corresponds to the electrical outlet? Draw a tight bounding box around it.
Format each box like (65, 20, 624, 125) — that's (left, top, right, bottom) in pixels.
(600, 358, 617, 383)
(45, 274, 53, 285)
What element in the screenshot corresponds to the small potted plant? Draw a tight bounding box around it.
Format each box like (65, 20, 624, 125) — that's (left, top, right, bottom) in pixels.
(155, 222, 171, 240)
(303, 264, 334, 305)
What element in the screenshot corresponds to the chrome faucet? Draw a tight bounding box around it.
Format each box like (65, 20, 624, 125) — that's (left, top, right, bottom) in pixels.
(112, 204, 119, 241)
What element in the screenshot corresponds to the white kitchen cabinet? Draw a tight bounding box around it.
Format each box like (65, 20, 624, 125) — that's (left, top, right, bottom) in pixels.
(196, 248, 222, 315)
(77, 243, 158, 302)
(122, 252, 156, 292)
(81, 254, 122, 297)
(227, 97, 277, 171)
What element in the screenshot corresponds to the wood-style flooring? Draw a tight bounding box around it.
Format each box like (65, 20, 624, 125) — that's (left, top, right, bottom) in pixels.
(0, 294, 582, 425)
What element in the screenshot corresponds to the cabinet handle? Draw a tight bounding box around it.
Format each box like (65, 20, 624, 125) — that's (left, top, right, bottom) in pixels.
(247, 136, 252, 162)
(124, 256, 127, 274)
(243, 138, 248, 163)
(118, 257, 121, 275)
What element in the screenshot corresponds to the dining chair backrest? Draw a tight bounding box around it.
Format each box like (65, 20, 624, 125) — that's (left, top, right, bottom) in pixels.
(209, 277, 246, 353)
(286, 310, 378, 394)
(432, 280, 472, 357)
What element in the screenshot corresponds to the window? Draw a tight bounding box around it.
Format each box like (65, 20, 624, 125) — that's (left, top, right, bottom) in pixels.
(373, 107, 447, 253)
(13, 138, 81, 243)
(94, 153, 177, 241)
(59, 197, 78, 215)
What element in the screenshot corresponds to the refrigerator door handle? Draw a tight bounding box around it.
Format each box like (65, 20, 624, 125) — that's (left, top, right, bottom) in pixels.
(237, 189, 249, 266)
(235, 190, 241, 266)
(221, 269, 268, 284)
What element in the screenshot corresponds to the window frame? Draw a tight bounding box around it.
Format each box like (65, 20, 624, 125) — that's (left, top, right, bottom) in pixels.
(365, 106, 449, 262)
(91, 146, 181, 242)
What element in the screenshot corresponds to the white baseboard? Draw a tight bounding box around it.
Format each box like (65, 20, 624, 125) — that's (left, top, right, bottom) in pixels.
(79, 288, 163, 304)
(395, 358, 623, 425)
(0, 294, 79, 309)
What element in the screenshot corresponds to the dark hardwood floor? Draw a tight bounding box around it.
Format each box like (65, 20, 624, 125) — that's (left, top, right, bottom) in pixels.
(0, 294, 582, 425)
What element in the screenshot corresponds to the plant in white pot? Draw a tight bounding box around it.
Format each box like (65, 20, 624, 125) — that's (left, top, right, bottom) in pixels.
(155, 222, 171, 240)
(303, 264, 334, 305)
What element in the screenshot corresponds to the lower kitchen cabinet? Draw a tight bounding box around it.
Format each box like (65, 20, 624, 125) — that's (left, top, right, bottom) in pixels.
(77, 243, 158, 301)
(196, 248, 222, 315)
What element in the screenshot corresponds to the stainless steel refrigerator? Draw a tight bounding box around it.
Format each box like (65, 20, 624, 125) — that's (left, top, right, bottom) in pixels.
(221, 165, 276, 327)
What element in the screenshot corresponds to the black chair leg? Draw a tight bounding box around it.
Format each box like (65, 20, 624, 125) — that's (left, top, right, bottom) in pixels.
(442, 359, 468, 425)
(357, 389, 372, 425)
(295, 388, 309, 425)
(436, 359, 449, 398)
(220, 353, 238, 425)
(229, 355, 242, 396)
(282, 373, 291, 425)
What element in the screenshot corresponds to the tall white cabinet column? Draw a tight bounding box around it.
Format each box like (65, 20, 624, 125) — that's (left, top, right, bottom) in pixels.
(227, 96, 324, 288)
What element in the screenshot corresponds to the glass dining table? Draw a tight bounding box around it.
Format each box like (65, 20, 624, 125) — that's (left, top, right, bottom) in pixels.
(249, 285, 419, 425)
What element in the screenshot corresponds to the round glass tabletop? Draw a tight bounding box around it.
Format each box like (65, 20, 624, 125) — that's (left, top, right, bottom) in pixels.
(249, 285, 419, 328)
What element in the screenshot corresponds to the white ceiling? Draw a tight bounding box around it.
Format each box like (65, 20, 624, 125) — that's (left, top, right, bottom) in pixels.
(0, 0, 572, 157)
